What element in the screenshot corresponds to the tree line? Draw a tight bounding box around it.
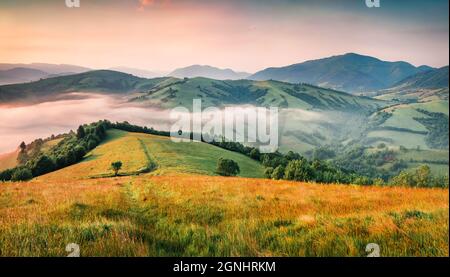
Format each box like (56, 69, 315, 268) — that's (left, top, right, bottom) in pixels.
(0, 121, 110, 181)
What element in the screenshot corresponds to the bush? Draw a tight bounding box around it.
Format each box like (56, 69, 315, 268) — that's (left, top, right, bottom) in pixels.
(377, 143, 386, 149)
(11, 167, 33, 181)
(271, 165, 285, 180)
(352, 176, 373, 186)
(216, 158, 240, 177)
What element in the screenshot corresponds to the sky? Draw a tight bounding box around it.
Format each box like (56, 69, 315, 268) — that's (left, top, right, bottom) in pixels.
(0, 0, 448, 73)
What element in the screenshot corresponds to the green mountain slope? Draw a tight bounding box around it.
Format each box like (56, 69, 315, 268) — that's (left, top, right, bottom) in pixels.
(0, 70, 386, 113)
(250, 53, 432, 93)
(0, 70, 169, 102)
(374, 66, 449, 102)
(130, 77, 386, 112)
(37, 129, 266, 181)
(392, 66, 449, 89)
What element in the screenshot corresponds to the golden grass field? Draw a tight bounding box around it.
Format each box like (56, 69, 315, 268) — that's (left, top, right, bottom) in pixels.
(0, 130, 448, 256)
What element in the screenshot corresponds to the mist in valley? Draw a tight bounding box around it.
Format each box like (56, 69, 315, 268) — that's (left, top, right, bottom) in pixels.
(0, 92, 367, 154)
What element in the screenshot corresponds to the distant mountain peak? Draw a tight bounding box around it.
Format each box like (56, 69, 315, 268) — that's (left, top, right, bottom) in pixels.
(250, 53, 434, 94)
(169, 65, 251, 80)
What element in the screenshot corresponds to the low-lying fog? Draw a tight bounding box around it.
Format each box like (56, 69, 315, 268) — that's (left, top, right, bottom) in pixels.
(0, 93, 177, 153)
(0, 93, 362, 154)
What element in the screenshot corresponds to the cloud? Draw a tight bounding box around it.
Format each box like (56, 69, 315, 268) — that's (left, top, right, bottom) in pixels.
(137, 0, 171, 11)
(140, 0, 154, 6)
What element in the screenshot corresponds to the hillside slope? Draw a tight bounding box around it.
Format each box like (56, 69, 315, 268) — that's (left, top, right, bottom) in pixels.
(0, 165, 448, 256)
(130, 77, 386, 112)
(0, 68, 49, 85)
(42, 129, 265, 181)
(374, 66, 449, 102)
(0, 70, 168, 103)
(0, 128, 448, 257)
(0, 70, 386, 113)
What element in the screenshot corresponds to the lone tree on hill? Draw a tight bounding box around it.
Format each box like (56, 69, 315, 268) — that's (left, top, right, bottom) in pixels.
(216, 158, 240, 177)
(111, 161, 123, 176)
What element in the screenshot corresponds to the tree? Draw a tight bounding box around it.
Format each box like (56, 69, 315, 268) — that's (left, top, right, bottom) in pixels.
(19, 141, 27, 152)
(271, 165, 285, 180)
(372, 178, 385, 186)
(249, 149, 260, 161)
(352, 176, 372, 186)
(285, 151, 301, 161)
(264, 167, 274, 179)
(76, 125, 86, 139)
(414, 165, 431, 187)
(29, 155, 55, 176)
(377, 143, 386, 149)
(111, 161, 123, 176)
(17, 151, 29, 165)
(390, 170, 415, 187)
(216, 158, 240, 177)
(0, 168, 14, 181)
(11, 167, 33, 182)
(284, 159, 313, 181)
(73, 145, 86, 160)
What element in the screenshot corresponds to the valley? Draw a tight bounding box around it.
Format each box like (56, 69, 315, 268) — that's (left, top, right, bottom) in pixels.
(0, 65, 448, 181)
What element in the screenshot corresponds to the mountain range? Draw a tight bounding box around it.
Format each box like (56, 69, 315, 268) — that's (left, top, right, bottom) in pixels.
(0, 63, 91, 85)
(1, 53, 447, 97)
(169, 65, 251, 80)
(0, 70, 386, 113)
(249, 53, 434, 93)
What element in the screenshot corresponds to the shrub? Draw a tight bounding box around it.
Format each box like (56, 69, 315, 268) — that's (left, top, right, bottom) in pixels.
(352, 176, 373, 186)
(216, 158, 240, 177)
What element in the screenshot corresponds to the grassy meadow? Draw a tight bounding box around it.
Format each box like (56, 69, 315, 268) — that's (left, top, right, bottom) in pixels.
(0, 130, 448, 256)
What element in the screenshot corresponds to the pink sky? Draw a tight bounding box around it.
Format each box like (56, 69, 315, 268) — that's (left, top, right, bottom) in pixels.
(0, 0, 448, 72)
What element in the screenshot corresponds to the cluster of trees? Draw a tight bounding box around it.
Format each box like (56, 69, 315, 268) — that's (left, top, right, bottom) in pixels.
(0, 120, 172, 182)
(389, 165, 448, 188)
(0, 121, 110, 182)
(110, 121, 170, 137)
(209, 139, 372, 185)
(414, 109, 449, 150)
(329, 146, 409, 181)
(261, 151, 373, 185)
